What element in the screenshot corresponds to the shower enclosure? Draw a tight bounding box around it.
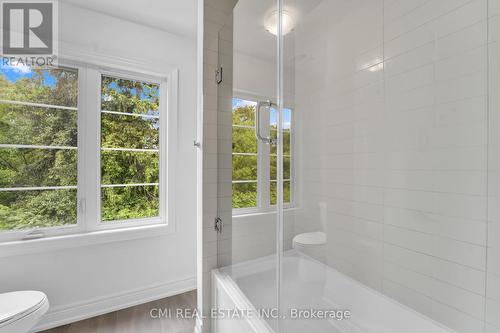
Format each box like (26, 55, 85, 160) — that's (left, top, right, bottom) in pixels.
(210, 0, 499, 332)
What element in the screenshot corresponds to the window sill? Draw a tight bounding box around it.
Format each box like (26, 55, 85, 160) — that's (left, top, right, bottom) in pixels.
(0, 223, 172, 258)
(232, 206, 301, 218)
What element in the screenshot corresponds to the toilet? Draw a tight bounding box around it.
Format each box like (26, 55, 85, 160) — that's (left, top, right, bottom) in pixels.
(292, 202, 328, 263)
(0, 291, 49, 333)
(293, 231, 327, 262)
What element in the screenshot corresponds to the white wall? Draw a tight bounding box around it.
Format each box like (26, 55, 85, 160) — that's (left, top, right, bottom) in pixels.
(0, 3, 197, 330)
(234, 51, 277, 98)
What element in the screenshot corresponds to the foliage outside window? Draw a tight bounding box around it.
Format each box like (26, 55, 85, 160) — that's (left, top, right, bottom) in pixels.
(0, 66, 78, 231)
(270, 108, 292, 205)
(100, 76, 160, 222)
(232, 98, 292, 210)
(232, 99, 258, 208)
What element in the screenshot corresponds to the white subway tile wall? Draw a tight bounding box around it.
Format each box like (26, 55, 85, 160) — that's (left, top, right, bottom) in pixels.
(292, 0, 497, 332)
(201, 0, 500, 332)
(200, 1, 237, 332)
(489, 0, 500, 332)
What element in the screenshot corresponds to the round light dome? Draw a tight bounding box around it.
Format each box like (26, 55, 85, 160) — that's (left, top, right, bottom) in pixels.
(265, 11, 295, 36)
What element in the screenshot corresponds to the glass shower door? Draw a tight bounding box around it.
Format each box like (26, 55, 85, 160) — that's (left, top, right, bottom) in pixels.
(216, 0, 280, 331)
(277, 0, 490, 332)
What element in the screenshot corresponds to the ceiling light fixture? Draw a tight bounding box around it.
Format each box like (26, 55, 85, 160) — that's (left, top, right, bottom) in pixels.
(265, 10, 295, 36)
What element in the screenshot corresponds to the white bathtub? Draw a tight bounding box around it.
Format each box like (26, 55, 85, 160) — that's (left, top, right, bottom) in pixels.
(212, 250, 456, 333)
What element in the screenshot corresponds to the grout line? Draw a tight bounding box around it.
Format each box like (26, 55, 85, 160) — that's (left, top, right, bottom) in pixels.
(385, 16, 486, 62)
(383, 276, 485, 322)
(384, 0, 478, 44)
(383, 256, 486, 296)
(328, 207, 486, 248)
(382, 240, 485, 272)
(384, 0, 435, 24)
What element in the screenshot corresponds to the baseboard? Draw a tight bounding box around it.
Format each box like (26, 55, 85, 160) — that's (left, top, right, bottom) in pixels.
(33, 276, 196, 332)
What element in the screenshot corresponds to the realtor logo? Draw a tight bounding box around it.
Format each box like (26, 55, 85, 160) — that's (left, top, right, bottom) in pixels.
(1, 0, 57, 66)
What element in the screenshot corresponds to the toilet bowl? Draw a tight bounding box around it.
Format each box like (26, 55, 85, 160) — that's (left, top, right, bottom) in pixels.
(293, 202, 328, 263)
(292, 231, 327, 263)
(0, 291, 49, 333)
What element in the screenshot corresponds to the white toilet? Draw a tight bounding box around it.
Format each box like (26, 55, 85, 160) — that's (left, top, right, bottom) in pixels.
(293, 231, 327, 262)
(292, 202, 328, 263)
(0, 291, 49, 333)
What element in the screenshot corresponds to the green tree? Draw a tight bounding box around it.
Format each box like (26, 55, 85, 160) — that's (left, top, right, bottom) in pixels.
(0, 68, 78, 230)
(231, 103, 291, 209)
(100, 76, 160, 221)
(232, 105, 258, 208)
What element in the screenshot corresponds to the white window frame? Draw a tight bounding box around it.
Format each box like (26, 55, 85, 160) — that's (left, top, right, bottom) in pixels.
(0, 55, 178, 252)
(232, 92, 296, 216)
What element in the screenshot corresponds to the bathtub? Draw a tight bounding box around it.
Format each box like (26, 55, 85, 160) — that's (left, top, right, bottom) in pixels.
(212, 250, 455, 333)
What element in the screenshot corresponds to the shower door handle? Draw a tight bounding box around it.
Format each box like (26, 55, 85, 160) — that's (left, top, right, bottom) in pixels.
(255, 100, 277, 145)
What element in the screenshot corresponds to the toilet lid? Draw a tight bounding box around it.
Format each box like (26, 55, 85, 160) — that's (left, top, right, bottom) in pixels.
(293, 231, 327, 246)
(0, 291, 47, 325)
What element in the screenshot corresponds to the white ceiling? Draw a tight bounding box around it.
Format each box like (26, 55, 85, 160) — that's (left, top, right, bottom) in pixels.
(61, 0, 198, 38)
(233, 0, 323, 61)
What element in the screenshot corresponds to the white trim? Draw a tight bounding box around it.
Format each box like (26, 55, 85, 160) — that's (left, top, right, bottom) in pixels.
(32, 276, 196, 332)
(233, 90, 273, 106)
(100, 216, 163, 227)
(0, 99, 78, 111)
(81, 66, 101, 234)
(99, 68, 163, 86)
(101, 147, 159, 153)
(97, 69, 167, 232)
(101, 110, 160, 119)
(92, 68, 175, 233)
(233, 89, 294, 110)
(0, 64, 85, 243)
(76, 63, 87, 237)
(59, 43, 178, 80)
(232, 206, 299, 218)
(0, 186, 77, 192)
(101, 183, 159, 188)
(0, 223, 172, 258)
(0, 144, 77, 150)
(232, 124, 254, 129)
(232, 152, 257, 156)
(165, 69, 179, 236)
(232, 180, 258, 184)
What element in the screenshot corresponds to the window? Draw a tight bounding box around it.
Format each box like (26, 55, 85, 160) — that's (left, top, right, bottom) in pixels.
(0, 67, 79, 231)
(232, 99, 258, 209)
(270, 108, 292, 205)
(232, 98, 293, 211)
(0, 63, 170, 242)
(100, 75, 160, 222)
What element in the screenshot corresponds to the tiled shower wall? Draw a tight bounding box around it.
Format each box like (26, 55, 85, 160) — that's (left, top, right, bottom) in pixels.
(199, 0, 236, 332)
(294, 0, 500, 332)
(488, 1, 500, 332)
(201, 0, 500, 332)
